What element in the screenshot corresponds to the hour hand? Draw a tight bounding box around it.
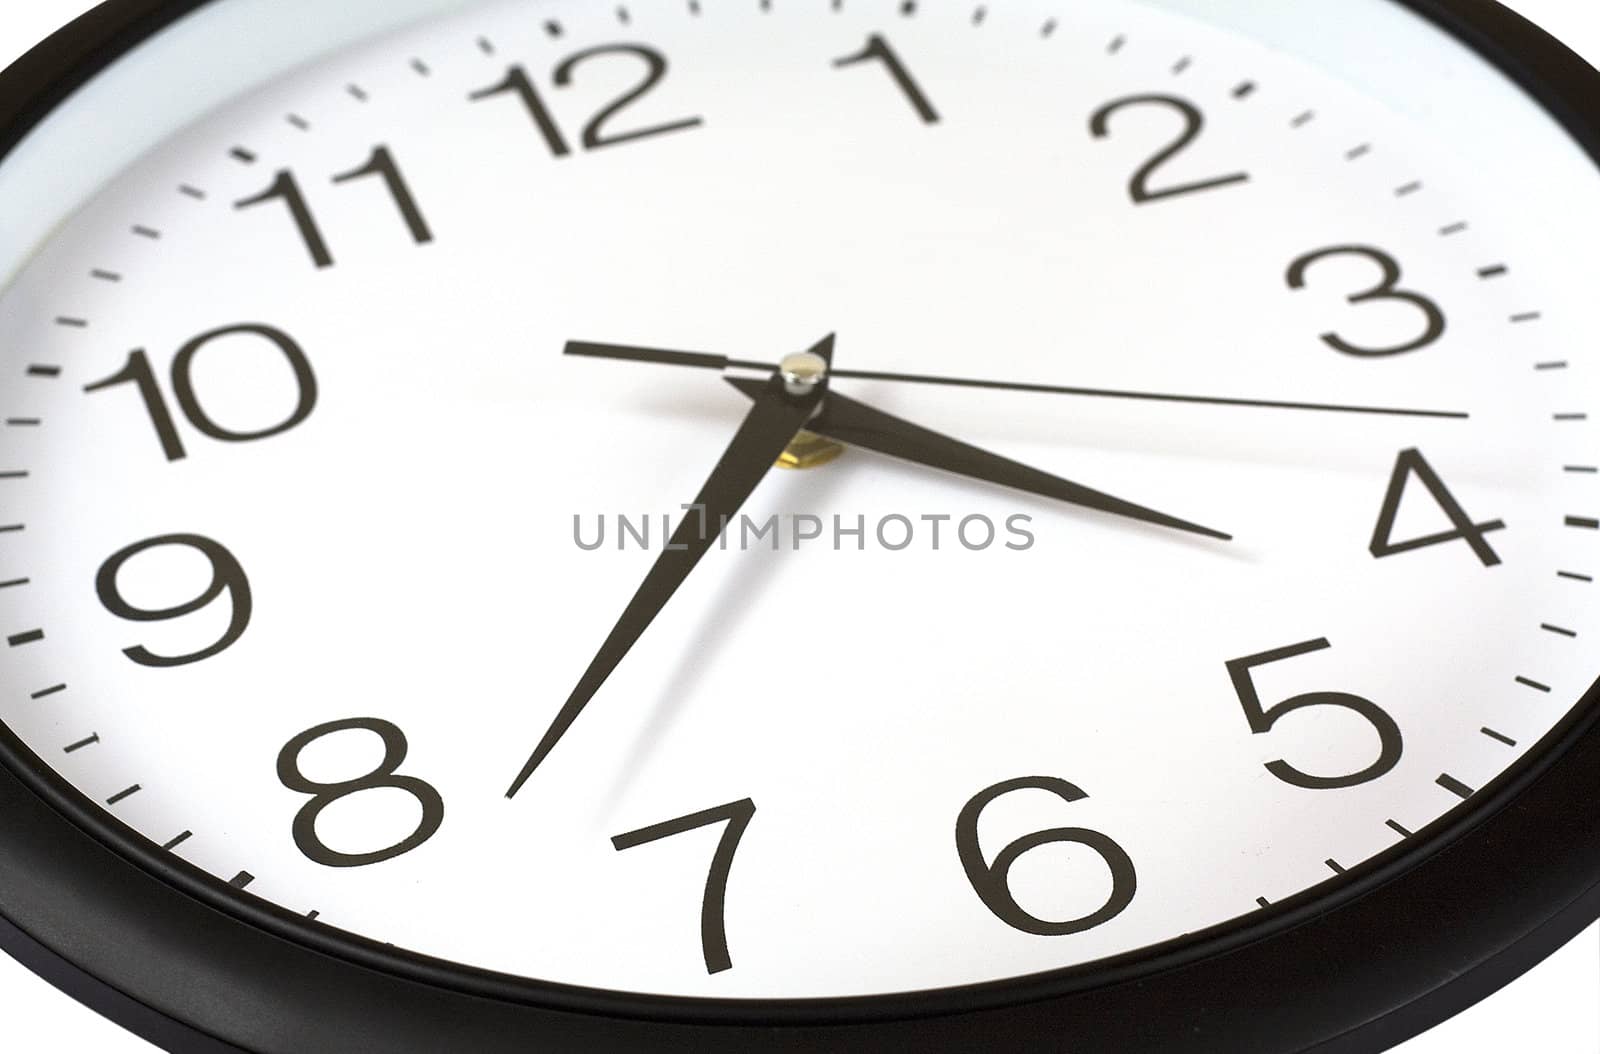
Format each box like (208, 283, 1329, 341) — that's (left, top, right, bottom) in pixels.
(725, 378, 1230, 542)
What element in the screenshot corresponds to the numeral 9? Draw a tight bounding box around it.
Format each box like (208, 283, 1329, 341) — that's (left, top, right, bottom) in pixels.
(95, 534, 253, 667)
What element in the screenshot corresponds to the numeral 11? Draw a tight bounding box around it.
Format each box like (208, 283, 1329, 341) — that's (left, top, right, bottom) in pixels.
(235, 145, 433, 269)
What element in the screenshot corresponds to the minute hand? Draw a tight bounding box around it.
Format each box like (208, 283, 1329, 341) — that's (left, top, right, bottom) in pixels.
(725, 378, 1230, 542)
(507, 367, 825, 799)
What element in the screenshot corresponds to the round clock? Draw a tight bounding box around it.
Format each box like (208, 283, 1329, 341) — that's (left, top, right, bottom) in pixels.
(2, 0, 1599, 1050)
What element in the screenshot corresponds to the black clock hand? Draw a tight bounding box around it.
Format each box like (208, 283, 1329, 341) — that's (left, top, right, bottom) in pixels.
(565, 341, 1467, 420)
(506, 343, 830, 799)
(725, 377, 1230, 542)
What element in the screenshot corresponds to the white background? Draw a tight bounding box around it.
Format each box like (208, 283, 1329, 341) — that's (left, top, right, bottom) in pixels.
(0, 0, 1596, 1049)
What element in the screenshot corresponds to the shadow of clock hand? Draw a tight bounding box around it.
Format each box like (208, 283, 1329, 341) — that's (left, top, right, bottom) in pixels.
(724, 378, 1231, 542)
(507, 345, 831, 799)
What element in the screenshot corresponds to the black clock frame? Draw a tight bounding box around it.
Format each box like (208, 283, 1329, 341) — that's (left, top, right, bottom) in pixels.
(2, 1, 1599, 1051)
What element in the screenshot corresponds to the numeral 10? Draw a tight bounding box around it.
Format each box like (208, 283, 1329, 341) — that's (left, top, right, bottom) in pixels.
(85, 324, 318, 462)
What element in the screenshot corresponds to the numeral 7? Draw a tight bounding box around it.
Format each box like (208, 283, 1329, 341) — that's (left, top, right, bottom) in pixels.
(612, 798, 755, 975)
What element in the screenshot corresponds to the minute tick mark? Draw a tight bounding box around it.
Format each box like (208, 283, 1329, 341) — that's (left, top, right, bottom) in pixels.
(1481, 727, 1518, 747)
(106, 785, 142, 806)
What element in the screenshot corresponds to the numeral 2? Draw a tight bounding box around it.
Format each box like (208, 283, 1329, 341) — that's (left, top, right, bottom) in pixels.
(1090, 95, 1249, 204)
(613, 799, 755, 975)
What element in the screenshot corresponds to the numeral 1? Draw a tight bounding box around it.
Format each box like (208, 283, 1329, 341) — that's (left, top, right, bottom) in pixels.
(833, 34, 940, 124)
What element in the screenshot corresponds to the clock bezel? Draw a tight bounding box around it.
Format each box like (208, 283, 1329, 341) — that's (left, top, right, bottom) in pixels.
(1, 1, 1599, 1051)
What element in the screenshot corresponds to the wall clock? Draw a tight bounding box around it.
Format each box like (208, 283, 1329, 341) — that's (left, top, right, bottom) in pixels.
(1, 0, 1598, 1050)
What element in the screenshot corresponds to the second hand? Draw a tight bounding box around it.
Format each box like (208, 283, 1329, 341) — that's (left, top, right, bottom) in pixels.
(563, 341, 1470, 421)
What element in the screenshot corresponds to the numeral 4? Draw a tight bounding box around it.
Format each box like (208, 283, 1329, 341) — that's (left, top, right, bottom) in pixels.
(1371, 448, 1505, 566)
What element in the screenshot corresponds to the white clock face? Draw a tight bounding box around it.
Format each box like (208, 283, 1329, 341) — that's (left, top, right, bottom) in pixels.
(1, 0, 1598, 1001)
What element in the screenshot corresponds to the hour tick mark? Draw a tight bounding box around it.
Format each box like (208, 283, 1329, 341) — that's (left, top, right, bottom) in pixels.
(1437, 774, 1475, 800)
(1232, 81, 1257, 99)
(544, 19, 564, 36)
(1536, 362, 1569, 371)
(1565, 465, 1598, 474)
(106, 785, 141, 806)
(1541, 623, 1577, 638)
(229, 147, 257, 164)
(7, 629, 44, 647)
(1325, 859, 1346, 875)
(5, 419, 40, 427)
(1565, 516, 1599, 530)
(1386, 819, 1413, 838)
(1481, 727, 1518, 747)
(132, 225, 161, 239)
(972, 6, 987, 26)
(1515, 675, 1552, 693)
(1255, 896, 1272, 909)
(1477, 264, 1508, 279)
(1511, 311, 1543, 323)
(1171, 56, 1193, 75)
(1558, 570, 1594, 582)
(27, 365, 62, 378)
(477, 35, 496, 55)
(55, 316, 87, 328)
(347, 84, 369, 102)
(1108, 34, 1127, 55)
(229, 871, 255, 889)
(162, 831, 193, 852)
(0, 578, 29, 589)
(1554, 413, 1588, 422)
(63, 734, 99, 754)
(1291, 110, 1316, 128)
(0, 471, 28, 480)
(178, 184, 206, 200)
(1345, 144, 1372, 161)
(1395, 181, 1423, 197)
(30, 685, 65, 700)
(1439, 221, 1469, 236)
(1041, 19, 1058, 38)
(286, 114, 311, 131)
(689, 0, 702, 16)
(617, 7, 631, 25)
(91, 269, 122, 282)
(410, 58, 431, 76)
